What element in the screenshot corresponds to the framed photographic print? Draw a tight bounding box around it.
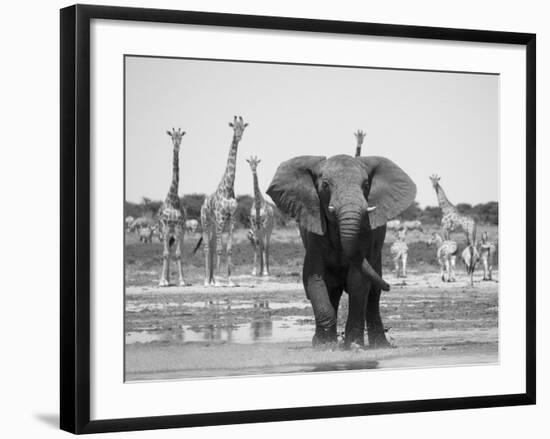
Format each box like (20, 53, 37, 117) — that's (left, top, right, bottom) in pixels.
(60, 4, 536, 434)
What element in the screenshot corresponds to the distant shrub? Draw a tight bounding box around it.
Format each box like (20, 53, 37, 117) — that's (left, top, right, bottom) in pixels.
(181, 194, 205, 220)
(126, 195, 498, 227)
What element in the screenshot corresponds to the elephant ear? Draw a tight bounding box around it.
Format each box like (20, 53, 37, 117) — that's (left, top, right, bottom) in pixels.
(358, 156, 417, 230)
(267, 156, 326, 235)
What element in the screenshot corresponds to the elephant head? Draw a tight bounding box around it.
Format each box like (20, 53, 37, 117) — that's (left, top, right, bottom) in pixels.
(267, 154, 416, 289)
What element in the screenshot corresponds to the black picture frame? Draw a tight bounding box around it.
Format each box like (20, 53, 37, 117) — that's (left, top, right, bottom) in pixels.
(60, 4, 536, 434)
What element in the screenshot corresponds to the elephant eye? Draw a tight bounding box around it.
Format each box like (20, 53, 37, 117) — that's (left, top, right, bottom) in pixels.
(321, 180, 329, 190)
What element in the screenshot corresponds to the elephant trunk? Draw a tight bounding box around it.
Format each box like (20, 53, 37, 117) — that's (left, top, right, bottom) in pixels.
(361, 259, 390, 291)
(337, 205, 363, 260)
(337, 202, 390, 292)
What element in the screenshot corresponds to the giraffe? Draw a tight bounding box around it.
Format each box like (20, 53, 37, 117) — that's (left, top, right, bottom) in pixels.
(390, 227, 408, 278)
(246, 156, 275, 276)
(428, 232, 458, 282)
(354, 129, 366, 157)
(429, 174, 478, 283)
(158, 128, 187, 287)
(429, 174, 477, 244)
(479, 230, 496, 281)
(197, 116, 248, 286)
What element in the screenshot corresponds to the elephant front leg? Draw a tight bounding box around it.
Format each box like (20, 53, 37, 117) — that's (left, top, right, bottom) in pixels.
(306, 274, 337, 346)
(366, 287, 392, 348)
(344, 266, 367, 348)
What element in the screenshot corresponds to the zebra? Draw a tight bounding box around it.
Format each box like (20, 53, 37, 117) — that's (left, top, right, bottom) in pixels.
(139, 226, 155, 243)
(387, 219, 401, 231)
(479, 231, 496, 281)
(390, 228, 408, 278)
(185, 219, 199, 234)
(428, 232, 458, 282)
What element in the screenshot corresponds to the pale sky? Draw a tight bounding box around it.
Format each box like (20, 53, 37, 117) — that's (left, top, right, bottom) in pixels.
(125, 56, 498, 207)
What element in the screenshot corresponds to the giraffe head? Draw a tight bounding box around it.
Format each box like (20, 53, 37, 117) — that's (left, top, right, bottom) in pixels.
(166, 128, 186, 149)
(246, 155, 261, 172)
(429, 174, 441, 188)
(354, 130, 366, 145)
(229, 116, 248, 142)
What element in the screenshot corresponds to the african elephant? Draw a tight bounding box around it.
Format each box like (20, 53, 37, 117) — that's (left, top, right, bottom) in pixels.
(267, 154, 416, 348)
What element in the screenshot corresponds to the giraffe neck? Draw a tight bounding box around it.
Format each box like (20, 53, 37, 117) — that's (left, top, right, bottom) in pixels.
(217, 136, 239, 197)
(252, 171, 264, 205)
(166, 145, 180, 206)
(252, 170, 264, 222)
(355, 144, 362, 157)
(434, 183, 454, 212)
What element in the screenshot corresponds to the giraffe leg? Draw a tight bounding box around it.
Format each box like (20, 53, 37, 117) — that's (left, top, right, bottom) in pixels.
(393, 256, 400, 277)
(444, 258, 450, 282)
(258, 237, 265, 275)
(469, 246, 475, 286)
(450, 256, 456, 282)
(261, 239, 269, 277)
(251, 239, 258, 276)
(214, 220, 224, 287)
(439, 258, 445, 282)
(402, 252, 408, 278)
(201, 227, 211, 286)
(226, 217, 236, 286)
(200, 207, 212, 286)
(175, 229, 187, 286)
(159, 235, 170, 287)
(264, 231, 272, 276)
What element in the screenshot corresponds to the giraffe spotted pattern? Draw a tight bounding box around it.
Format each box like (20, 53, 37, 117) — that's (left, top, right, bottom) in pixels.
(199, 116, 248, 286)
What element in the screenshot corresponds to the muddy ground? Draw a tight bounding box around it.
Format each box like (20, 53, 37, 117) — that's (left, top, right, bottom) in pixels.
(125, 226, 498, 381)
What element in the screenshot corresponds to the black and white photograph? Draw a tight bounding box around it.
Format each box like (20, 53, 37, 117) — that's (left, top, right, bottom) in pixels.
(124, 55, 500, 381)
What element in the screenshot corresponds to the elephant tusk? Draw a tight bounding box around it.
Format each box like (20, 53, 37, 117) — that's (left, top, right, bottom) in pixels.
(367, 205, 377, 212)
(361, 259, 390, 291)
(328, 205, 336, 213)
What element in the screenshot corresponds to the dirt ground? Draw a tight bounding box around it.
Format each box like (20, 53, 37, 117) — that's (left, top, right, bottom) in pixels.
(125, 225, 498, 381)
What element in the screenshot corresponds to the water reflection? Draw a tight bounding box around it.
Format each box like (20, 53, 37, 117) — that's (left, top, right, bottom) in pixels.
(127, 298, 310, 313)
(126, 315, 313, 345)
(250, 318, 273, 341)
(310, 360, 379, 372)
